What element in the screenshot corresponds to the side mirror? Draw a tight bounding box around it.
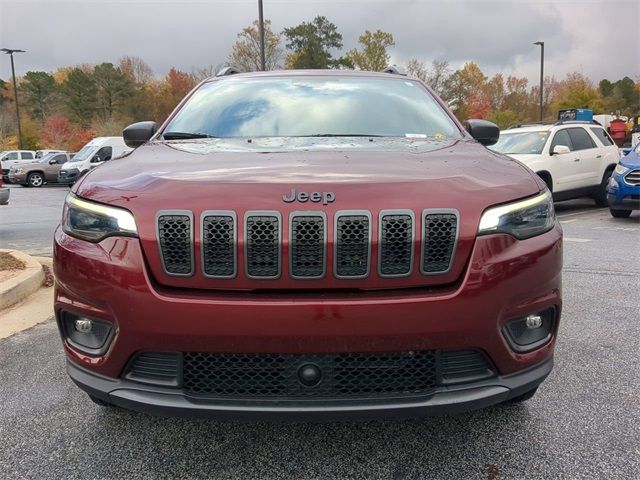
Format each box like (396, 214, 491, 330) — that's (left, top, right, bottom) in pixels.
(90, 156, 102, 164)
(551, 145, 571, 155)
(49, 159, 56, 164)
(123, 121, 157, 148)
(464, 119, 500, 146)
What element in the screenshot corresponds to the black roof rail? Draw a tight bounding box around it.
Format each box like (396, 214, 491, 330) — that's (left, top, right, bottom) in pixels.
(216, 66, 242, 77)
(381, 65, 406, 76)
(554, 120, 599, 126)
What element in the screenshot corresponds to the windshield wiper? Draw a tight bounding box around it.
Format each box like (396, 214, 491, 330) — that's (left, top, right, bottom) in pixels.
(163, 132, 216, 140)
(303, 134, 385, 137)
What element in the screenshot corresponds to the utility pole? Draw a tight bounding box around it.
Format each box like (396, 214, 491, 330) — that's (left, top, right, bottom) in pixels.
(1, 48, 26, 149)
(258, 0, 266, 71)
(533, 41, 544, 122)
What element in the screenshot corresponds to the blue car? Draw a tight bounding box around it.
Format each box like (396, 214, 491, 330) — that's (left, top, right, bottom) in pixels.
(607, 143, 640, 218)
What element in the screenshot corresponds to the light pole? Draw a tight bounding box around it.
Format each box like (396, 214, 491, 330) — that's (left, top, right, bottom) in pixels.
(1, 48, 26, 149)
(533, 41, 544, 122)
(258, 0, 266, 71)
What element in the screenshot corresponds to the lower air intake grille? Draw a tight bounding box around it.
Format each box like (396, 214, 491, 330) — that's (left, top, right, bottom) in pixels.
(422, 211, 458, 274)
(157, 213, 193, 275)
(290, 214, 325, 278)
(245, 214, 280, 278)
(202, 214, 235, 278)
(440, 349, 494, 385)
(125, 352, 180, 386)
(379, 213, 413, 276)
(335, 213, 370, 278)
(182, 351, 437, 398)
(624, 169, 640, 186)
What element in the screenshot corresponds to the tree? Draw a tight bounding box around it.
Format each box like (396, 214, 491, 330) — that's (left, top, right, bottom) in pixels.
(405, 58, 451, 99)
(445, 62, 487, 120)
(549, 72, 604, 114)
(488, 109, 520, 130)
(21, 71, 57, 123)
(345, 30, 394, 72)
(42, 115, 73, 149)
(283, 16, 346, 69)
(118, 56, 153, 84)
(154, 68, 197, 121)
(229, 20, 282, 71)
(93, 63, 133, 120)
(61, 67, 97, 126)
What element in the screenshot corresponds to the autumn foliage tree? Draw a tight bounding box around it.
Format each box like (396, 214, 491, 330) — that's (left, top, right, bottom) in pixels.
(345, 30, 395, 72)
(229, 19, 282, 71)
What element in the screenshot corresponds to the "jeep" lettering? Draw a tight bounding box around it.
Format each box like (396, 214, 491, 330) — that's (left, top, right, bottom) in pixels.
(282, 188, 335, 205)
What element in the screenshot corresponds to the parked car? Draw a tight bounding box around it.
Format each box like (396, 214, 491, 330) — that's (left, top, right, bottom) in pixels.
(491, 122, 621, 205)
(1, 150, 37, 183)
(607, 142, 640, 217)
(35, 149, 65, 159)
(55, 68, 562, 419)
(58, 137, 131, 185)
(8, 152, 74, 187)
(0, 160, 9, 205)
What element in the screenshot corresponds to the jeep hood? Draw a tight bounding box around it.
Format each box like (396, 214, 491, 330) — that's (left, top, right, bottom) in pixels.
(74, 138, 543, 291)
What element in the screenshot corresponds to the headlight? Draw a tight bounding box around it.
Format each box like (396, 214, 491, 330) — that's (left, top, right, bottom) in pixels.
(614, 164, 629, 175)
(62, 194, 138, 242)
(478, 190, 555, 240)
(15, 168, 24, 174)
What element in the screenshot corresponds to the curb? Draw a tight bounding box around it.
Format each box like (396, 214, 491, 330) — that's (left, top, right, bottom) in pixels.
(0, 249, 45, 310)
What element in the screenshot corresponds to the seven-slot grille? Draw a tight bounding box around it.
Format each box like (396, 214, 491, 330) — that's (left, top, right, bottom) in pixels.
(202, 212, 236, 278)
(245, 213, 281, 279)
(421, 210, 459, 274)
(624, 169, 640, 186)
(157, 212, 194, 276)
(289, 213, 326, 278)
(156, 209, 459, 280)
(334, 212, 371, 278)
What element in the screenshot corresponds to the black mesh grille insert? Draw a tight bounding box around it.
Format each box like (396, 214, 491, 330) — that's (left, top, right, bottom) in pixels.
(158, 214, 193, 275)
(335, 214, 370, 278)
(246, 214, 280, 278)
(202, 214, 235, 277)
(182, 351, 437, 398)
(290, 215, 325, 278)
(422, 212, 458, 274)
(440, 349, 494, 384)
(380, 214, 413, 276)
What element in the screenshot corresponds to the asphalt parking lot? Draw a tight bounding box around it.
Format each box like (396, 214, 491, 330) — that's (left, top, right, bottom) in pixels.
(0, 185, 639, 479)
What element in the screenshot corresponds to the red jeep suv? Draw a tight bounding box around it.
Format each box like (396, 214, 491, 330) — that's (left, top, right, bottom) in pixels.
(54, 69, 562, 419)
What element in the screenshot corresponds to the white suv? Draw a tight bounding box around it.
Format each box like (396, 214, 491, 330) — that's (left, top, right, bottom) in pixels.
(491, 122, 621, 205)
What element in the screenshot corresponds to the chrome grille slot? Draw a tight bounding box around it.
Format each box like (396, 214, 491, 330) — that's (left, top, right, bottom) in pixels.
(624, 169, 640, 186)
(245, 212, 281, 279)
(157, 212, 193, 276)
(379, 211, 414, 277)
(202, 212, 236, 278)
(335, 212, 371, 278)
(290, 213, 326, 279)
(421, 210, 458, 275)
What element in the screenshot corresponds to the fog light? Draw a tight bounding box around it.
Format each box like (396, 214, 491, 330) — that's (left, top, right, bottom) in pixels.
(525, 314, 543, 329)
(60, 312, 114, 356)
(74, 318, 93, 333)
(503, 307, 556, 353)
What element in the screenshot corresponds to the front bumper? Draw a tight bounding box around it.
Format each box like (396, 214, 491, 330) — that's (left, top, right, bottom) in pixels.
(58, 168, 80, 184)
(7, 172, 26, 184)
(68, 356, 553, 420)
(0, 187, 9, 205)
(607, 174, 640, 210)
(54, 222, 562, 418)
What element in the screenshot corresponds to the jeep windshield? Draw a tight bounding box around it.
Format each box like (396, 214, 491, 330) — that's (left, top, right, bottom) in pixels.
(491, 131, 550, 155)
(162, 76, 462, 140)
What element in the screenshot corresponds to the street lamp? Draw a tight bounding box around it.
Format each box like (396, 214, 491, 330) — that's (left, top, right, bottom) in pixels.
(258, 0, 266, 71)
(533, 41, 544, 122)
(1, 48, 26, 149)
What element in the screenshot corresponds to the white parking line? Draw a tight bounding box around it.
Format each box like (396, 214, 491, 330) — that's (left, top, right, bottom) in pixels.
(564, 237, 593, 243)
(560, 219, 578, 224)
(556, 208, 606, 219)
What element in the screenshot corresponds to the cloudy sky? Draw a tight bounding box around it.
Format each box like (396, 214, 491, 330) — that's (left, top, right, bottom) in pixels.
(0, 0, 638, 85)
